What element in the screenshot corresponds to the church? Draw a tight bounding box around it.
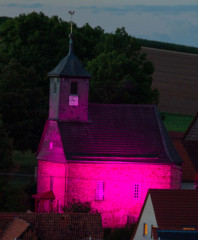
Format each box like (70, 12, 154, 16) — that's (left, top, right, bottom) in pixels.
(34, 33, 182, 228)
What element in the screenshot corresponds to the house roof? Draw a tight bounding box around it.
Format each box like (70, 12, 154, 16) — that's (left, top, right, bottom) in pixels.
(154, 229, 198, 240)
(0, 218, 29, 240)
(56, 104, 182, 164)
(149, 189, 198, 230)
(169, 131, 198, 182)
(32, 191, 55, 200)
(48, 35, 91, 78)
(0, 213, 103, 240)
(169, 132, 197, 182)
(142, 47, 198, 115)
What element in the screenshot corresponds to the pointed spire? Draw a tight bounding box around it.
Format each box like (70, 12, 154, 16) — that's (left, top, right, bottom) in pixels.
(68, 11, 75, 55)
(69, 33, 73, 55)
(48, 10, 91, 78)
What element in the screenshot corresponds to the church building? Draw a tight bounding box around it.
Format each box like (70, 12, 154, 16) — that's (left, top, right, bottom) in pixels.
(34, 33, 182, 228)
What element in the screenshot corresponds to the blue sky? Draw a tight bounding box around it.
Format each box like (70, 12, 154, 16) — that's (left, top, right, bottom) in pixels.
(1, 0, 198, 47)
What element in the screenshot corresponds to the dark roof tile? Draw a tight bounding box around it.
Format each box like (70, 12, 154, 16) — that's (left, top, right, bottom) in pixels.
(58, 104, 182, 164)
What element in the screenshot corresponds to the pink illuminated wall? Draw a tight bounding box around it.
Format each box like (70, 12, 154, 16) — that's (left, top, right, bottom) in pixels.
(66, 162, 181, 228)
(36, 119, 182, 226)
(37, 160, 67, 212)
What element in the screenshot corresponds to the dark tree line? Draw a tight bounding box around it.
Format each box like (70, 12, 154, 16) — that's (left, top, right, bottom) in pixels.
(0, 12, 158, 152)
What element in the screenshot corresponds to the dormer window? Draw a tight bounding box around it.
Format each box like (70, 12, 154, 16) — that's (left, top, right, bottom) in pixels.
(70, 82, 78, 95)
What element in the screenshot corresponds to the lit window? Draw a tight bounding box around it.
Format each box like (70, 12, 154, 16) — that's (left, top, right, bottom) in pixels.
(134, 184, 139, 199)
(143, 223, 148, 236)
(95, 181, 104, 201)
(50, 142, 53, 149)
(70, 82, 78, 95)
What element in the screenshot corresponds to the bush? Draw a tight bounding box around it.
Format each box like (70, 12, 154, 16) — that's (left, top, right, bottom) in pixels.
(62, 199, 92, 213)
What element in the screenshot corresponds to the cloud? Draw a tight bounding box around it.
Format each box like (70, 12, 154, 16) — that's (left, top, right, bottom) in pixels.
(3, 3, 43, 9)
(77, 4, 198, 16)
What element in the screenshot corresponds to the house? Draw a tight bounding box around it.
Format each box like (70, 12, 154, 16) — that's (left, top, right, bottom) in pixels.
(169, 113, 198, 189)
(0, 212, 103, 240)
(132, 189, 198, 240)
(142, 47, 198, 115)
(35, 33, 182, 228)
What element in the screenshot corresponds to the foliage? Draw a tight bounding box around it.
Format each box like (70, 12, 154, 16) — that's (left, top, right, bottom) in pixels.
(104, 224, 136, 240)
(62, 199, 92, 213)
(0, 62, 47, 151)
(0, 182, 30, 212)
(137, 38, 198, 55)
(0, 12, 158, 151)
(87, 28, 159, 104)
(0, 119, 14, 171)
(0, 17, 11, 25)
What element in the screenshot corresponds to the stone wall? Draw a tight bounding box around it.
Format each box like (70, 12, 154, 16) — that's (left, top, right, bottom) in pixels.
(37, 160, 181, 227)
(67, 162, 181, 228)
(37, 160, 67, 211)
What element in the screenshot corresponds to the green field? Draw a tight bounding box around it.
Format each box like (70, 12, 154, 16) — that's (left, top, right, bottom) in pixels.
(162, 112, 194, 133)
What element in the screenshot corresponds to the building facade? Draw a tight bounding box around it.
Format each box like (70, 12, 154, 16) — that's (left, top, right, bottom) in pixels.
(35, 34, 182, 228)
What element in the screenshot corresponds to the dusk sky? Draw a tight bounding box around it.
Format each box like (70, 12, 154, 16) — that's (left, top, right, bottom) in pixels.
(1, 0, 198, 47)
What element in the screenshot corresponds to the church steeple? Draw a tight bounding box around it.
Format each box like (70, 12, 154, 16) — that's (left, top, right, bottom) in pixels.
(48, 13, 91, 122)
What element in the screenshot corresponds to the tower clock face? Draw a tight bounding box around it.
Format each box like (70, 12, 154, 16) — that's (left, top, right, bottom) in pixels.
(69, 95, 78, 106)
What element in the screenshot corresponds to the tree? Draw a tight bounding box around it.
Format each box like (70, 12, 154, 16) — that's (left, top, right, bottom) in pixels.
(0, 119, 13, 172)
(0, 13, 159, 150)
(87, 28, 159, 104)
(0, 62, 47, 151)
(0, 12, 70, 76)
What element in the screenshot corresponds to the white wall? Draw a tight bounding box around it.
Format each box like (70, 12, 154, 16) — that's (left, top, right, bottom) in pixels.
(133, 194, 158, 240)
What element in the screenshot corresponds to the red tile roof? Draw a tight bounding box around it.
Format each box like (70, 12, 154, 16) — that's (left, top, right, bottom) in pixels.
(56, 104, 182, 165)
(0, 213, 103, 240)
(0, 218, 29, 240)
(32, 191, 55, 199)
(183, 112, 198, 140)
(150, 189, 198, 230)
(169, 131, 198, 182)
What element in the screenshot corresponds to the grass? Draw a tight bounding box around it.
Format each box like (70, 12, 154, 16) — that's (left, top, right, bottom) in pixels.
(10, 150, 36, 188)
(162, 112, 194, 132)
(13, 150, 36, 174)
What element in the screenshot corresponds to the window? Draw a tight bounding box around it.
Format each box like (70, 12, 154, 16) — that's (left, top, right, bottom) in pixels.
(143, 223, 148, 236)
(49, 141, 53, 149)
(70, 82, 78, 95)
(95, 181, 104, 201)
(134, 184, 139, 199)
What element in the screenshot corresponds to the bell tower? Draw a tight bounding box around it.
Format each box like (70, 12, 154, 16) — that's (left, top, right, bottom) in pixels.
(48, 17, 91, 122)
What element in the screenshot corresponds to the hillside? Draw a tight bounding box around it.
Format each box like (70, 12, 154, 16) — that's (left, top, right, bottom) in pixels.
(142, 47, 198, 115)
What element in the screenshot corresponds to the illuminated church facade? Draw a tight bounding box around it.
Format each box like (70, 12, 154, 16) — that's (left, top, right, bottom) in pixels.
(35, 34, 182, 228)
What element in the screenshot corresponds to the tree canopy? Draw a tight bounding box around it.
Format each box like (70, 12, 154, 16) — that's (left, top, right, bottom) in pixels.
(0, 12, 158, 151)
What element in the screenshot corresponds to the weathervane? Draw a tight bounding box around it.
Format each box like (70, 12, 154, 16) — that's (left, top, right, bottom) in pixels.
(68, 10, 75, 33)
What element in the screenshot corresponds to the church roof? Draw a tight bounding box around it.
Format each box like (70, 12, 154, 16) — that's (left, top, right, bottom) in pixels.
(57, 104, 182, 164)
(48, 35, 91, 78)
